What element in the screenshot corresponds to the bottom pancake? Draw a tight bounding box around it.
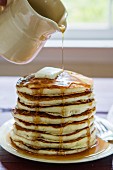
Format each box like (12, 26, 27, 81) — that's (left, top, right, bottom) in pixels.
(10, 129, 96, 150)
(11, 137, 96, 155)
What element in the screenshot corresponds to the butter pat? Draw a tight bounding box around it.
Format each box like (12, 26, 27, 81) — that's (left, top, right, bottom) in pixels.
(35, 67, 63, 79)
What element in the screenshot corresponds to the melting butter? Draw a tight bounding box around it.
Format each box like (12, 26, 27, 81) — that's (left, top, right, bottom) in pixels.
(35, 67, 63, 79)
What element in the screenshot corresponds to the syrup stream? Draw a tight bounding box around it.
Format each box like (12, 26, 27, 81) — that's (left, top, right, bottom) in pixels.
(59, 25, 65, 70)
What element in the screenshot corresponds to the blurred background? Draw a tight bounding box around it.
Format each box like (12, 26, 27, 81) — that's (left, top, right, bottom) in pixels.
(0, 0, 113, 77)
(62, 0, 112, 30)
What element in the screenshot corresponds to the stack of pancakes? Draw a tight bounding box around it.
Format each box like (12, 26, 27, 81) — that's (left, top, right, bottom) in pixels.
(10, 68, 96, 155)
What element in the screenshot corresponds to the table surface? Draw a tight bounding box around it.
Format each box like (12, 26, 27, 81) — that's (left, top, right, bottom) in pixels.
(0, 77, 113, 170)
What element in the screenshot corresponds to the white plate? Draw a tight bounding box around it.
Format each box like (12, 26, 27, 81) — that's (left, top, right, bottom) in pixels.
(0, 118, 113, 164)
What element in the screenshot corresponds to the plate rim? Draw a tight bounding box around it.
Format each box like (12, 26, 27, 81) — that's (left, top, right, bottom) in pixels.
(0, 118, 113, 164)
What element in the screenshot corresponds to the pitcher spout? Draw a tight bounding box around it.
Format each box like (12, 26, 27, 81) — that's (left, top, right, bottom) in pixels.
(46, 0, 67, 33)
(57, 12, 67, 33)
(27, 0, 67, 34)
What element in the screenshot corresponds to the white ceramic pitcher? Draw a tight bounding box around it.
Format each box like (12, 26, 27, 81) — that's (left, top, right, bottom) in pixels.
(0, 0, 67, 64)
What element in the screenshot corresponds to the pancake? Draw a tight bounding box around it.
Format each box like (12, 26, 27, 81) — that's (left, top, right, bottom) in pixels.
(14, 116, 94, 135)
(17, 99, 96, 117)
(10, 67, 96, 155)
(10, 129, 96, 149)
(11, 139, 96, 155)
(16, 70, 93, 96)
(12, 107, 96, 125)
(17, 91, 94, 107)
(13, 123, 95, 142)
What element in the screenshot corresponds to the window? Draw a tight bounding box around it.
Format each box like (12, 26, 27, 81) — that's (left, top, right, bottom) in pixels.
(52, 0, 113, 40)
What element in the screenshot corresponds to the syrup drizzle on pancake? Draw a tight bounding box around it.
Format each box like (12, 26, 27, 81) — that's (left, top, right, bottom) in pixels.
(17, 71, 92, 90)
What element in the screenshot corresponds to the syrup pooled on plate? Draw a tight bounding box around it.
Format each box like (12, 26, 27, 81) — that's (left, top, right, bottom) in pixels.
(8, 134, 109, 162)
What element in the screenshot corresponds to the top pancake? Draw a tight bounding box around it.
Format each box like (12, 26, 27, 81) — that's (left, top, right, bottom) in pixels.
(16, 70, 93, 96)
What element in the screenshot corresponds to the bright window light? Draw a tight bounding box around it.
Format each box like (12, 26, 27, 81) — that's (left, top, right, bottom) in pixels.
(51, 0, 113, 40)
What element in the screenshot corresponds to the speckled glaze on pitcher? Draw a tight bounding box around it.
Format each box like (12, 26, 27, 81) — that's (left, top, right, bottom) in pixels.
(0, 0, 67, 64)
